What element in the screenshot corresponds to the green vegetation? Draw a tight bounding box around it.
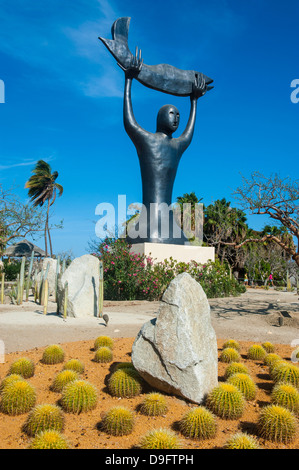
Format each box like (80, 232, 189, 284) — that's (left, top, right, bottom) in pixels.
(60, 380, 98, 414)
(179, 406, 217, 440)
(24, 404, 65, 436)
(101, 406, 135, 436)
(139, 428, 181, 449)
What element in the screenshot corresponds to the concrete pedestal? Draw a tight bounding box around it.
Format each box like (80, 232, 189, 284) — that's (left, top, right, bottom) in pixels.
(130, 243, 215, 264)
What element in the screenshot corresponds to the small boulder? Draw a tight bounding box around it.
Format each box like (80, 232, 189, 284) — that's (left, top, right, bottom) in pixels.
(131, 272, 218, 404)
(57, 254, 100, 318)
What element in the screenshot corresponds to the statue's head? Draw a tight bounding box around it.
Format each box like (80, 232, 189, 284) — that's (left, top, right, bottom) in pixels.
(156, 105, 180, 135)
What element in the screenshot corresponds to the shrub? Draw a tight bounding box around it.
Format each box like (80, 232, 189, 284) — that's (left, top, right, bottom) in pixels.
(139, 428, 181, 449)
(258, 404, 297, 443)
(29, 430, 70, 449)
(206, 383, 245, 420)
(24, 404, 65, 436)
(102, 406, 135, 436)
(90, 238, 246, 301)
(219, 348, 241, 363)
(41, 345, 65, 364)
(224, 432, 260, 449)
(9, 357, 35, 378)
(1, 380, 36, 415)
(60, 380, 98, 414)
(139, 393, 168, 416)
(179, 406, 217, 440)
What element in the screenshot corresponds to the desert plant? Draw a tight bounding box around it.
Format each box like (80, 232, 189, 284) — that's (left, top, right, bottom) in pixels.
(51, 370, 79, 392)
(139, 428, 181, 449)
(179, 406, 217, 440)
(272, 362, 299, 387)
(1, 380, 36, 415)
(8, 357, 35, 378)
(219, 347, 241, 363)
(108, 368, 143, 398)
(268, 360, 289, 379)
(222, 339, 240, 351)
(247, 344, 267, 361)
(227, 373, 257, 400)
(24, 404, 65, 436)
(224, 362, 249, 379)
(271, 383, 299, 414)
(94, 346, 113, 363)
(41, 344, 65, 364)
(94, 335, 114, 351)
(257, 404, 297, 443)
(206, 383, 245, 420)
(262, 342, 275, 353)
(264, 353, 282, 368)
(28, 430, 70, 449)
(101, 406, 135, 436)
(60, 379, 98, 414)
(139, 393, 168, 417)
(62, 359, 85, 375)
(224, 432, 260, 449)
(114, 362, 136, 371)
(0, 374, 24, 394)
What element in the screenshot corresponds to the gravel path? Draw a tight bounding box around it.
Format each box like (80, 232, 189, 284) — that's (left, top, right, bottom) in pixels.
(0, 288, 298, 354)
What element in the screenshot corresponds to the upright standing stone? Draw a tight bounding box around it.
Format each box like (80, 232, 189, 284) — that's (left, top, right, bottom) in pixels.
(131, 272, 218, 403)
(36, 258, 58, 297)
(57, 254, 100, 318)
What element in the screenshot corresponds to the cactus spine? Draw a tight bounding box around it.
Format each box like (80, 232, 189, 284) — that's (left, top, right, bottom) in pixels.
(219, 347, 241, 363)
(1, 380, 36, 415)
(206, 383, 245, 420)
(94, 346, 113, 363)
(60, 380, 98, 414)
(9, 357, 35, 378)
(94, 335, 114, 351)
(41, 344, 65, 364)
(271, 383, 299, 414)
(29, 430, 70, 449)
(258, 404, 297, 443)
(179, 406, 217, 440)
(224, 362, 249, 379)
(24, 404, 65, 436)
(102, 406, 135, 436)
(108, 368, 143, 398)
(63, 359, 85, 374)
(247, 344, 267, 361)
(140, 393, 168, 417)
(139, 428, 181, 449)
(227, 373, 257, 401)
(224, 432, 260, 449)
(51, 370, 79, 392)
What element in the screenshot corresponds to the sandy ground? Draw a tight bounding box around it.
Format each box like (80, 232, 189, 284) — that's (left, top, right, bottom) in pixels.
(0, 287, 298, 451)
(0, 288, 298, 354)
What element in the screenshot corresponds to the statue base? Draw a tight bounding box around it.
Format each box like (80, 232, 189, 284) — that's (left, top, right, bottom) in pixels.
(130, 243, 215, 265)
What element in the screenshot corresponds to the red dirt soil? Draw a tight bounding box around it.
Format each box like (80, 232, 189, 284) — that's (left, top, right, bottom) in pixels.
(0, 337, 298, 450)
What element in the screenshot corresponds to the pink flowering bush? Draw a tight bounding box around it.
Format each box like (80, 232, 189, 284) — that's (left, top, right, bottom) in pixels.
(91, 238, 245, 301)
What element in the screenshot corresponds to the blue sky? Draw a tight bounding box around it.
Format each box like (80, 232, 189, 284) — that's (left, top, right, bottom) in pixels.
(0, 0, 298, 257)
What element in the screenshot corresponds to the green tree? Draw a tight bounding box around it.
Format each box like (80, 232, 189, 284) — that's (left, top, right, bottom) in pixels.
(25, 160, 63, 257)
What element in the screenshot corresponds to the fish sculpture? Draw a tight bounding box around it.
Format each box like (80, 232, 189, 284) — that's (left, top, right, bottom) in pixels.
(99, 17, 213, 97)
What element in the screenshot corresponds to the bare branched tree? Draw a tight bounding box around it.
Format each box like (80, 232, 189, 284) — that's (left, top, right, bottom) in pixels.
(231, 172, 299, 266)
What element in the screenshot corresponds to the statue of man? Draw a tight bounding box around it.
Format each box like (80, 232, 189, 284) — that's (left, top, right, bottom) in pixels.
(119, 49, 207, 245)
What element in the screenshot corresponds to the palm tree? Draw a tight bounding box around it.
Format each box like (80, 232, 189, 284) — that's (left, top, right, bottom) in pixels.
(25, 160, 63, 257)
(176, 192, 203, 239)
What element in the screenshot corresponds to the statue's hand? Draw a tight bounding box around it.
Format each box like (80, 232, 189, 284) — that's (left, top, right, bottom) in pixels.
(118, 47, 143, 79)
(191, 73, 207, 99)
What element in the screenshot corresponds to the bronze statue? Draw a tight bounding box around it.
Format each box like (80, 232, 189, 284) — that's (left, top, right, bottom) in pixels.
(99, 17, 213, 245)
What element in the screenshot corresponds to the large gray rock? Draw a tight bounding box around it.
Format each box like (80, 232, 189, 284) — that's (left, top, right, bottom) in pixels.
(131, 272, 218, 404)
(36, 258, 58, 296)
(57, 254, 100, 318)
